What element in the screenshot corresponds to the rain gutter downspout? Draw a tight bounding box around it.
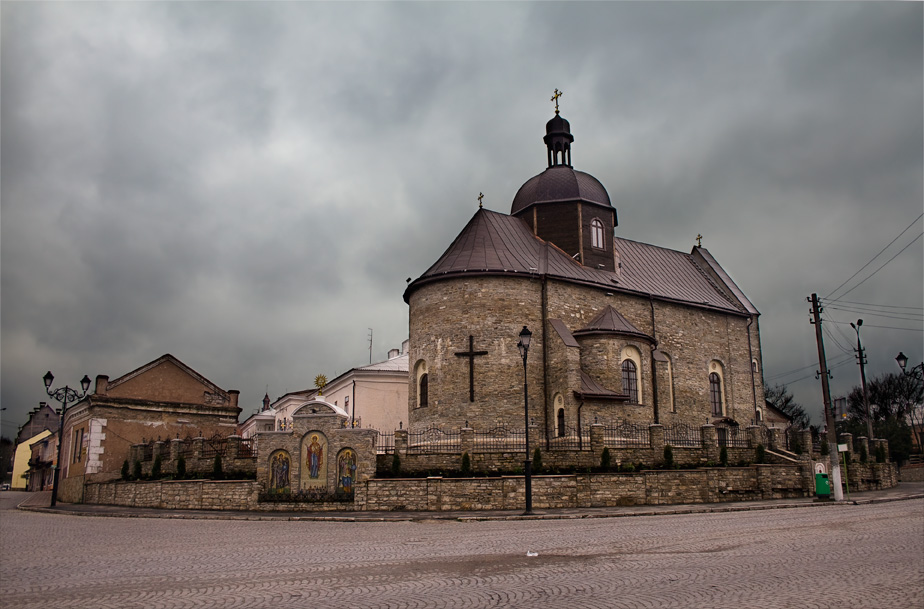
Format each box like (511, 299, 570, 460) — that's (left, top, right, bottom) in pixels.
(747, 316, 758, 425)
(649, 294, 660, 424)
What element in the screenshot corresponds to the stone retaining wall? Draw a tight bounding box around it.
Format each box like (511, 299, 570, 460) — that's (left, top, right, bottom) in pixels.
(72, 459, 898, 513)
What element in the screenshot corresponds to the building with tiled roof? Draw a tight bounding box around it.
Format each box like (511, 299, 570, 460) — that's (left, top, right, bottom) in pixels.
(404, 107, 766, 440)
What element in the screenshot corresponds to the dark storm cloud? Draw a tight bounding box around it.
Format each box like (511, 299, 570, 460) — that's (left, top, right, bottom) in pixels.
(2, 2, 921, 434)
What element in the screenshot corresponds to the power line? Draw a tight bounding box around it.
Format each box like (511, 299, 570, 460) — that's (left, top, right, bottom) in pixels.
(823, 318, 924, 332)
(824, 212, 923, 301)
(765, 353, 853, 382)
(830, 299, 923, 311)
(831, 231, 924, 302)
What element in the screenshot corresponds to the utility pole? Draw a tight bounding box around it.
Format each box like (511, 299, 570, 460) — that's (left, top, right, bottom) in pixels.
(809, 293, 844, 501)
(850, 319, 873, 440)
(368, 328, 373, 365)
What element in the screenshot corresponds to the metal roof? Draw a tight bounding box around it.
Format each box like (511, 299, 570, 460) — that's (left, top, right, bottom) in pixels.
(405, 209, 754, 316)
(574, 305, 652, 340)
(511, 165, 611, 215)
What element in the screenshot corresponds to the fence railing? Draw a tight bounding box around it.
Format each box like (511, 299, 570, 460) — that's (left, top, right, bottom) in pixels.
(473, 426, 527, 452)
(602, 422, 650, 448)
(407, 427, 462, 454)
(202, 435, 228, 459)
(663, 423, 701, 448)
(716, 426, 749, 448)
(238, 438, 256, 458)
(375, 431, 395, 455)
(548, 425, 589, 451)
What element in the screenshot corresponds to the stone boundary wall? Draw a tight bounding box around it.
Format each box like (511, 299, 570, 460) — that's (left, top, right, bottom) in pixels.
(83, 480, 260, 510)
(128, 436, 257, 478)
(361, 465, 812, 511)
(898, 463, 924, 482)
(70, 453, 898, 513)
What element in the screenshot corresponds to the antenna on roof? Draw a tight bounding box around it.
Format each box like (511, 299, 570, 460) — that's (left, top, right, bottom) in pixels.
(368, 328, 373, 364)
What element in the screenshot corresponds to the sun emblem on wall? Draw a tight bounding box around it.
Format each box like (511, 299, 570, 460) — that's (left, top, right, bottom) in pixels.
(314, 374, 327, 395)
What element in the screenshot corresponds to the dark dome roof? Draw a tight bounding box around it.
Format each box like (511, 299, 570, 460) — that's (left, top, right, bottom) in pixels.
(546, 113, 571, 136)
(511, 165, 612, 215)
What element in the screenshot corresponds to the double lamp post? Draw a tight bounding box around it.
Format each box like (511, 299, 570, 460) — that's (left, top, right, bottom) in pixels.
(43, 371, 91, 507)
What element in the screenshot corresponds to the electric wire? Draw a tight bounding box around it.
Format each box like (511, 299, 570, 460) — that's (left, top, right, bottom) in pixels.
(824, 213, 923, 301)
(830, 231, 923, 302)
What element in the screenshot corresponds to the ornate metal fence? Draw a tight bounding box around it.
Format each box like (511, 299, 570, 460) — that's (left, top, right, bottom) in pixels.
(548, 425, 589, 451)
(202, 434, 228, 459)
(473, 426, 526, 452)
(663, 423, 701, 448)
(602, 422, 650, 448)
(238, 438, 256, 458)
(716, 425, 749, 448)
(407, 426, 462, 454)
(375, 431, 395, 455)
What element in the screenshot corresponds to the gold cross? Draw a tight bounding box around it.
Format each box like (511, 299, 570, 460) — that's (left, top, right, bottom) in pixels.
(551, 88, 563, 114)
(696, 234, 703, 247)
(478, 192, 484, 208)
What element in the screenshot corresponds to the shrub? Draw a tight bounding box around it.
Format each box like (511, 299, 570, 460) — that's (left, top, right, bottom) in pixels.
(619, 462, 635, 473)
(600, 447, 612, 471)
(391, 452, 401, 475)
(121, 460, 130, 481)
(151, 455, 162, 479)
(532, 447, 543, 473)
(663, 445, 674, 469)
(755, 444, 766, 464)
(175, 454, 186, 479)
(461, 452, 472, 475)
(820, 441, 829, 456)
(858, 442, 868, 463)
(719, 446, 728, 467)
(875, 443, 886, 463)
(132, 460, 142, 480)
(212, 453, 223, 479)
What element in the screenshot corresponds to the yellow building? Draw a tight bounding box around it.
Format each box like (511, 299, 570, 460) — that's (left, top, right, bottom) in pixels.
(11, 430, 52, 490)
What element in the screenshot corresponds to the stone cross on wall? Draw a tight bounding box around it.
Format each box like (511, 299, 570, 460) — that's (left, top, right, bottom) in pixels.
(454, 335, 488, 402)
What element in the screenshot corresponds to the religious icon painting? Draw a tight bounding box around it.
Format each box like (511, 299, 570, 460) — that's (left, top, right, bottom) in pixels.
(337, 448, 357, 495)
(301, 432, 327, 488)
(269, 450, 290, 491)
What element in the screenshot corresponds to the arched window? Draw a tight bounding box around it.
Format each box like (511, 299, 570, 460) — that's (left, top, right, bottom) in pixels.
(419, 374, 428, 407)
(709, 372, 723, 415)
(591, 218, 605, 250)
(415, 360, 428, 408)
(557, 408, 566, 437)
(622, 360, 639, 403)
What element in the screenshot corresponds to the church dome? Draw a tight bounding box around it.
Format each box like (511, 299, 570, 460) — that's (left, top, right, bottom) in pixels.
(511, 165, 612, 215)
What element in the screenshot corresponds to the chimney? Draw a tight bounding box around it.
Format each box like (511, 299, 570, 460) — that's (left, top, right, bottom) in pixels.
(228, 390, 240, 409)
(401, 339, 410, 354)
(95, 375, 109, 396)
(388, 348, 399, 359)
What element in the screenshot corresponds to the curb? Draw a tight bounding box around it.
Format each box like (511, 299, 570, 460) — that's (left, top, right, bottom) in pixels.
(18, 492, 924, 523)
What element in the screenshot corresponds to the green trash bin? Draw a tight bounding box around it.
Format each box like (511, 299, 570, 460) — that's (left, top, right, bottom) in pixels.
(815, 472, 831, 498)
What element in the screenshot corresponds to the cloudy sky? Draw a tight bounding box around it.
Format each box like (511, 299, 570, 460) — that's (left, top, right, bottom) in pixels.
(2, 2, 921, 437)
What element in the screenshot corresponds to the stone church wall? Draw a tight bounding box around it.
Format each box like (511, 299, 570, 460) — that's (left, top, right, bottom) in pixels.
(408, 272, 764, 445)
(408, 277, 545, 431)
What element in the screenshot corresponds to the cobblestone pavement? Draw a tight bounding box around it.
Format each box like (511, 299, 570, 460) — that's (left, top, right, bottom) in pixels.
(2, 492, 922, 609)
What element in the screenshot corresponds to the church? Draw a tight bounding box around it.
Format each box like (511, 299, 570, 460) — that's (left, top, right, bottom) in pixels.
(404, 98, 765, 446)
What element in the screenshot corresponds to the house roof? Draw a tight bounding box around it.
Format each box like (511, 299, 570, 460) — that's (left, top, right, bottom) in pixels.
(405, 208, 754, 316)
(574, 305, 652, 340)
(575, 370, 628, 401)
(105, 353, 229, 398)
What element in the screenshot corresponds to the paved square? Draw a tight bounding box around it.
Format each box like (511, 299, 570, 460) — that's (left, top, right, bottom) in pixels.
(2, 493, 922, 608)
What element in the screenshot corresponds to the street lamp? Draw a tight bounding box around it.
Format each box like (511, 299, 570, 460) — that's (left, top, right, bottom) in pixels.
(850, 320, 873, 440)
(517, 326, 533, 515)
(43, 371, 91, 507)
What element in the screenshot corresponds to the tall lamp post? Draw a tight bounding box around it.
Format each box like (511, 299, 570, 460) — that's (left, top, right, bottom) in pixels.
(43, 371, 91, 507)
(517, 326, 533, 515)
(895, 352, 924, 451)
(850, 320, 873, 440)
